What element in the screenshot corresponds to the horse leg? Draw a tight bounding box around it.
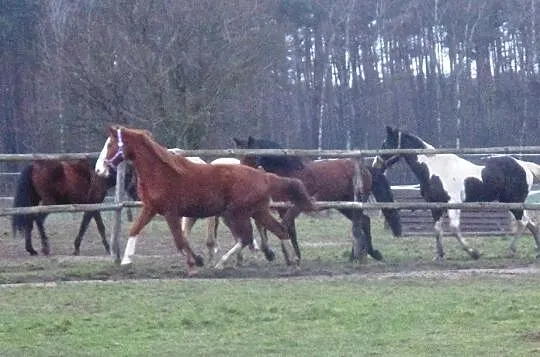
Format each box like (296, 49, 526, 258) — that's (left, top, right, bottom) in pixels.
(121, 206, 156, 265)
(93, 212, 110, 255)
(215, 214, 253, 269)
(24, 216, 38, 256)
(165, 213, 204, 276)
(356, 211, 383, 261)
(447, 209, 480, 259)
(341, 209, 381, 262)
(254, 209, 298, 266)
(255, 218, 275, 261)
(279, 206, 301, 264)
(509, 210, 540, 258)
(205, 216, 218, 261)
(73, 211, 95, 255)
(35, 214, 50, 256)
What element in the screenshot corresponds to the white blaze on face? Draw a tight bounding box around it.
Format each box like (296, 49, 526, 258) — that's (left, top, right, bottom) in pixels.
(95, 137, 111, 177)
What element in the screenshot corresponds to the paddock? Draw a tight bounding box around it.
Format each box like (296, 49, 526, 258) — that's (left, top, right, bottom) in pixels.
(1, 147, 540, 356)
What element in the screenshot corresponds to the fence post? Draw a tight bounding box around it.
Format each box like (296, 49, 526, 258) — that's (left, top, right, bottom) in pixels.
(110, 162, 126, 263)
(351, 157, 365, 261)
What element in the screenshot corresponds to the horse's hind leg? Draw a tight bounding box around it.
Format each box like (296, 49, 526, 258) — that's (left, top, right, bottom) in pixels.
(279, 207, 301, 264)
(24, 216, 37, 256)
(205, 216, 219, 262)
(255, 218, 275, 262)
(254, 210, 298, 266)
(165, 213, 204, 276)
(35, 214, 50, 256)
(510, 210, 540, 258)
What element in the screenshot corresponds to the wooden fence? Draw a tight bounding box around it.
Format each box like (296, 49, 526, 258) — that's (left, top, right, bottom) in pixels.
(1, 146, 540, 261)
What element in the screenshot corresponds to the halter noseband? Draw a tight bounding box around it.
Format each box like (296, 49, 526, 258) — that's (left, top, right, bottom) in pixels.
(106, 128, 125, 169)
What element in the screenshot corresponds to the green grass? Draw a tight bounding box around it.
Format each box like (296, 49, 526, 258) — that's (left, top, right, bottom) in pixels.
(0, 277, 539, 357)
(1, 213, 540, 356)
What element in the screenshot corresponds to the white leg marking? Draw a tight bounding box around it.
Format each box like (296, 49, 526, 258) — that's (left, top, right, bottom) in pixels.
(215, 242, 243, 270)
(121, 236, 138, 265)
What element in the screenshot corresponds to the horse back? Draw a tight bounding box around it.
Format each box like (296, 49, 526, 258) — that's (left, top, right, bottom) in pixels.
(302, 159, 359, 199)
(31, 160, 96, 204)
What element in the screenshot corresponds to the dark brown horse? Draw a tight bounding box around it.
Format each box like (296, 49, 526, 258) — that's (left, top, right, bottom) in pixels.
(234, 136, 402, 262)
(95, 125, 314, 275)
(12, 159, 137, 256)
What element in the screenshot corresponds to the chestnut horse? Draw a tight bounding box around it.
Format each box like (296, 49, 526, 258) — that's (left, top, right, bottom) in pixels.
(95, 126, 313, 274)
(234, 136, 402, 262)
(11, 159, 137, 256)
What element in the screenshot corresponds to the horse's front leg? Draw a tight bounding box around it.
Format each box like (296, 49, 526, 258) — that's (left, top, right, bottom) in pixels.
(73, 211, 97, 255)
(447, 209, 480, 259)
(121, 206, 156, 265)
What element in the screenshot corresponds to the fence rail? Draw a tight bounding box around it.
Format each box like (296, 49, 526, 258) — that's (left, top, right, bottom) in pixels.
(3, 200, 540, 217)
(2, 145, 540, 262)
(2, 145, 540, 161)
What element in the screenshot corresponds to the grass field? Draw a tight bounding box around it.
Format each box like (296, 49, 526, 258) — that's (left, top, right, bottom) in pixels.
(0, 210, 539, 356)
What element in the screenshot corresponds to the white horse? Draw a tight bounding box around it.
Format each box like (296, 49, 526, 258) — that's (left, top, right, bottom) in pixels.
(373, 126, 540, 260)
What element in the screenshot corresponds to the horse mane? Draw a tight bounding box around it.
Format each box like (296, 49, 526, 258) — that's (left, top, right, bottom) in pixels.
(126, 127, 188, 176)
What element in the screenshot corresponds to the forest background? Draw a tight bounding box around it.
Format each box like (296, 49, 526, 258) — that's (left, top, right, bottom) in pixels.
(2, 0, 539, 174)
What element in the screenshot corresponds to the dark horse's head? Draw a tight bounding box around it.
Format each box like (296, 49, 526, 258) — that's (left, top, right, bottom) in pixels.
(373, 126, 428, 171)
(233, 136, 304, 173)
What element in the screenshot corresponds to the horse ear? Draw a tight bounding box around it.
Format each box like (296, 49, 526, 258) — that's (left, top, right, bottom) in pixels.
(233, 138, 243, 147)
(107, 125, 118, 137)
(248, 136, 255, 146)
(385, 125, 394, 135)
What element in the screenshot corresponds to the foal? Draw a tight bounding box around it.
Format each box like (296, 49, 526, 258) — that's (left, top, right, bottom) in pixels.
(95, 126, 313, 274)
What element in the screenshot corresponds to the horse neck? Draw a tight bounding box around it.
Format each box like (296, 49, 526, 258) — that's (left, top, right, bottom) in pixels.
(402, 154, 436, 189)
(127, 134, 188, 182)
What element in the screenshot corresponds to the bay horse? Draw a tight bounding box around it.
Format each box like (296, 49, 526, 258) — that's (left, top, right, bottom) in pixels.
(373, 125, 540, 260)
(233, 136, 402, 262)
(11, 159, 137, 256)
(94, 125, 314, 274)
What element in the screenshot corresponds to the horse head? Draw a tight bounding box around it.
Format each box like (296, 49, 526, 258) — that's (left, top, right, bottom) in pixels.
(233, 136, 304, 173)
(373, 126, 430, 171)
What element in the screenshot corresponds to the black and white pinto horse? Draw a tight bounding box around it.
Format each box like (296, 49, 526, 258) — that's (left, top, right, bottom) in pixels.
(373, 126, 540, 260)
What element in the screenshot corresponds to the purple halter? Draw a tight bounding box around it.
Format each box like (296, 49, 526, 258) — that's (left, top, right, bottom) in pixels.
(106, 128, 125, 169)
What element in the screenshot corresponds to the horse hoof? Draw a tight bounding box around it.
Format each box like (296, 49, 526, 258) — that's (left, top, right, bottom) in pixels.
(28, 250, 38, 256)
(371, 250, 384, 261)
(72, 250, 80, 256)
(194, 255, 204, 267)
(263, 248, 275, 262)
(470, 249, 481, 260)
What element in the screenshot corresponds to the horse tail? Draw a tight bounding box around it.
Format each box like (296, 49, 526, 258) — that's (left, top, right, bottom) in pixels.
(268, 174, 314, 212)
(368, 167, 402, 237)
(12, 164, 38, 238)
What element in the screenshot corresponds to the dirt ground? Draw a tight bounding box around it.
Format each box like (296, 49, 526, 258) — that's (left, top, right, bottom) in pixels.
(0, 211, 539, 284)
